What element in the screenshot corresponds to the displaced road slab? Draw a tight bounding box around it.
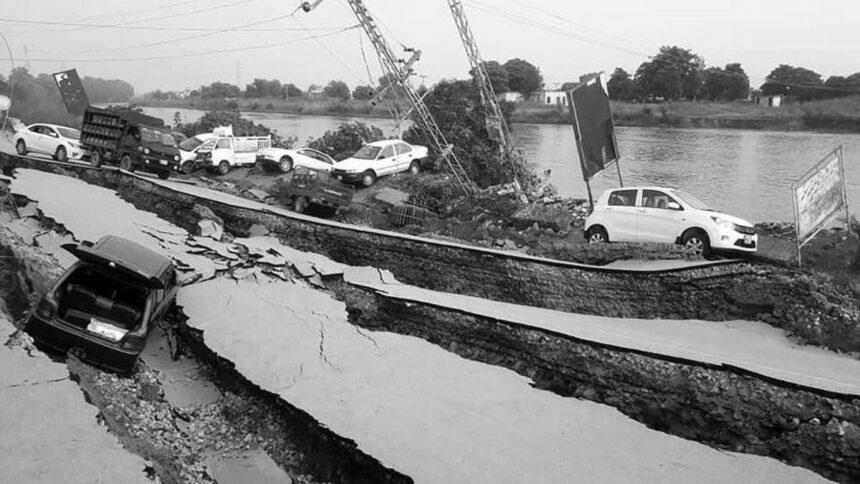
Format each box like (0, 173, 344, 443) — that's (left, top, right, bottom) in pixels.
(345, 266, 860, 398)
(0, 318, 153, 484)
(179, 277, 827, 483)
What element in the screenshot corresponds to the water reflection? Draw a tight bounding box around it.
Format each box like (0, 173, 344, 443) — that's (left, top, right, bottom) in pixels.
(146, 107, 858, 222)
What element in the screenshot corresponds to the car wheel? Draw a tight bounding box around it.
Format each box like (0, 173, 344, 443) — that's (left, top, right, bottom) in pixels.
(180, 160, 195, 174)
(681, 229, 711, 256)
(217, 161, 230, 176)
(157, 170, 170, 180)
(54, 145, 68, 162)
(360, 170, 376, 187)
(15, 140, 27, 156)
(120, 154, 133, 172)
(293, 196, 308, 213)
(409, 161, 421, 175)
(586, 226, 609, 244)
(90, 151, 102, 167)
(279, 156, 293, 173)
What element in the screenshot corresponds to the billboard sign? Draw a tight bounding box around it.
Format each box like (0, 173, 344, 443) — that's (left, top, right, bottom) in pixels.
(566, 73, 619, 181)
(52, 69, 90, 116)
(792, 146, 848, 247)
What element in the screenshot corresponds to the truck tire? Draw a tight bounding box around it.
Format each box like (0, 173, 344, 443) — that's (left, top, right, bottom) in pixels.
(360, 170, 376, 187)
(217, 161, 230, 176)
(180, 160, 195, 174)
(90, 151, 102, 167)
(15, 140, 27, 156)
(157, 170, 170, 180)
(120, 155, 133, 172)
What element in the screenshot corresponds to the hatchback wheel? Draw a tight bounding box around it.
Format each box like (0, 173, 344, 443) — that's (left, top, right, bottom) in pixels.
(55, 145, 68, 162)
(682, 230, 710, 256)
(15, 140, 27, 156)
(586, 226, 609, 244)
(279, 156, 293, 173)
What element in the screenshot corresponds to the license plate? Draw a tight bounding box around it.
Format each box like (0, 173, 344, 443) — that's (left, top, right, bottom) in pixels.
(159, 160, 168, 166)
(744, 235, 752, 244)
(337, 176, 343, 181)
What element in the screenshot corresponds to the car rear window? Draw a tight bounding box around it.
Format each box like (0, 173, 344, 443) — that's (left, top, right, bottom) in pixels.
(607, 189, 637, 207)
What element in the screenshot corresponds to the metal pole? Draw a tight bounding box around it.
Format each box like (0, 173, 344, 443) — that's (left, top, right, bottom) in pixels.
(791, 182, 802, 268)
(839, 145, 851, 234)
(614, 160, 624, 187)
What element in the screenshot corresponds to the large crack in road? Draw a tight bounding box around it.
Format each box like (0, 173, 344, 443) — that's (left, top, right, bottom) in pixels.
(0, 167, 856, 482)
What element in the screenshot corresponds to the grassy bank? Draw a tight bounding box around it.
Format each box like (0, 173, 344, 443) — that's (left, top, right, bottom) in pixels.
(511, 97, 860, 132)
(134, 96, 860, 133)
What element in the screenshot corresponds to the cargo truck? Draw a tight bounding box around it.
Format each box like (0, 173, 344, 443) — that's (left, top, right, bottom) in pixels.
(80, 107, 182, 179)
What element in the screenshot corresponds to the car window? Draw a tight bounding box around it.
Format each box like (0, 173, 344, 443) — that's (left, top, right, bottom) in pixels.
(44, 128, 59, 138)
(353, 145, 381, 160)
(29, 125, 43, 134)
(56, 127, 81, 139)
(395, 143, 412, 155)
(607, 189, 637, 207)
(641, 189, 681, 210)
(380, 145, 395, 159)
(216, 138, 231, 149)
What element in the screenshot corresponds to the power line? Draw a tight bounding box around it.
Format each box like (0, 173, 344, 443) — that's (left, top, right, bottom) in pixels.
(0, 25, 360, 63)
(0, 17, 347, 33)
(294, 15, 365, 85)
(500, 0, 632, 45)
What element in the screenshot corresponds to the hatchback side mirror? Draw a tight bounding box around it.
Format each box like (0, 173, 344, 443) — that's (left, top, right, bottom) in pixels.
(667, 201, 682, 210)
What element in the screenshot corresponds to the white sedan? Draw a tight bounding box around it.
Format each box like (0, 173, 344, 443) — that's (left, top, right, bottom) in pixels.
(330, 139, 428, 187)
(14, 123, 89, 162)
(583, 186, 758, 255)
(256, 146, 335, 173)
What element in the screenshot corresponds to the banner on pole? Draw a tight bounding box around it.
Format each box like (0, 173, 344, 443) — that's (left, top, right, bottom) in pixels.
(792, 145, 849, 251)
(566, 73, 619, 181)
(52, 69, 90, 116)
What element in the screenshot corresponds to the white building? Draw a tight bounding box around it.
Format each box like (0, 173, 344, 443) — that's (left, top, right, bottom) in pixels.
(500, 92, 523, 103)
(751, 92, 782, 107)
(540, 90, 568, 106)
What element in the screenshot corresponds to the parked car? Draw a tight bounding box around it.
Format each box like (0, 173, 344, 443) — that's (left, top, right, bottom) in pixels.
(330, 139, 428, 187)
(583, 186, 758, 255)
(178, 132, 218, 173)
(256, 146, 335, 173)
(24, 235, 178, 374)
(14, 123, 90, 162)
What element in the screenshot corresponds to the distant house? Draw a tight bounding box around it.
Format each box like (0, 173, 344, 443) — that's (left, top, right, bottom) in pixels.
(540, 90, 568, 106)
(751, 91, 782, 107)
(307, 85, 324, 99)
(500, 92, 522, 103)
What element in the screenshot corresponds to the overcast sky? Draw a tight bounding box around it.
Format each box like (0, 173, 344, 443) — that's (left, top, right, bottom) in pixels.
(2, 0, 858, 94)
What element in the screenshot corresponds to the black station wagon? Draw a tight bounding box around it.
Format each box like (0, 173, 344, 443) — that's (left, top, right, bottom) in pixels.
(25, 235, 178, 373)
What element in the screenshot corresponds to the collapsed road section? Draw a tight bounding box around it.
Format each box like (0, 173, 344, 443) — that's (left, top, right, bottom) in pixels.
(0, 171, 831, 483)
(1, 165, 858, 481)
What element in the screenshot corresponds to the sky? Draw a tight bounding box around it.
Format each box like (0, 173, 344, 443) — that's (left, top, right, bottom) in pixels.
(1, 0, 858, 95)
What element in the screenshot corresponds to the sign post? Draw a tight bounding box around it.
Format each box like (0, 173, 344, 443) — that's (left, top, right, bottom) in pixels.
(791, 145, 849, 267)
(566, 73, 621, 209)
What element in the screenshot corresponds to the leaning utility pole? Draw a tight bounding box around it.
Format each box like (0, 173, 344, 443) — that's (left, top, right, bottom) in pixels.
(301, 0, 476, 195)
(447, 0, 521, 192)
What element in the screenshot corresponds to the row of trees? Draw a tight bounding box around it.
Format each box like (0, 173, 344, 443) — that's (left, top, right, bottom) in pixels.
(605, 46, 751, 102)
(0, 68, 134, 125)
(605, 45, 860, 103)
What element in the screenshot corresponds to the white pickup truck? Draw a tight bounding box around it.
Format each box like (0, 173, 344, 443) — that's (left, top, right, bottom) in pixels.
(197, 134, 272, 175)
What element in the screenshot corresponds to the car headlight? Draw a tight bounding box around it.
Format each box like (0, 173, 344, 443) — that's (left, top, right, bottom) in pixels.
(174, 155, 180, 161)
(144, 148, 150, 154)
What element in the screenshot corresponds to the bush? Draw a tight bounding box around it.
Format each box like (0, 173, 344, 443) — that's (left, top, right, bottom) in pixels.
(175, 110, 296, 148)
(307, 121, 384, 161)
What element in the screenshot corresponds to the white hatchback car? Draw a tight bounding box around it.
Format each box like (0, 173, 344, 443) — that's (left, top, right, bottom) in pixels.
(14, 123, 89, 162)
(583, 186, 758, 255)
(330, 139, 429, 187)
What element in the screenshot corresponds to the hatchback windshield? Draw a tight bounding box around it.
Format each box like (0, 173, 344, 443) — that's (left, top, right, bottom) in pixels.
(671, 189, 712, 211)
(353, 145, 381, 160)
(179, 136, 205, 151)
(57, 127, 81, 140)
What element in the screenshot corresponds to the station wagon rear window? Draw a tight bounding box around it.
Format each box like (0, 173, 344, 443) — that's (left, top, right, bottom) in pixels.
(608, 189, 637, 207)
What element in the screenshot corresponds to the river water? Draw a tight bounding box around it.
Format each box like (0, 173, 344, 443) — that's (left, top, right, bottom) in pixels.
(144, 106, 859, 223)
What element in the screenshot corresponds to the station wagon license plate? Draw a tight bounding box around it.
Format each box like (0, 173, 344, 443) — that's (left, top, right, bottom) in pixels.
(87, 318, 127, 342)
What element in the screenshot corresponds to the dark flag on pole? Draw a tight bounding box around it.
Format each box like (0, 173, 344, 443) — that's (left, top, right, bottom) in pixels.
(566, 73, 621, 205)
(52, 69, 90, 116)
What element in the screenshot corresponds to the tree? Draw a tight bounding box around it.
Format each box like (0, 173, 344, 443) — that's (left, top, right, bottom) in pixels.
(472, 60, 509, 94)
(283, 83, 304, 99)
(323, 80, 350, 101)
(307, 122, 384, 161)
(823, 74, 860, 98)
(376, 74, 409, 101)
(503, 58, 542, 97)
(701, 63, 749, 101)
(351, 84, 375, 101)
(634, 46, 704, 101)
(607, 68, 636, 101)
(244, 78, 282, 98)
(761, 65, 823, 101)
(199, 81, 241, 99)
(81, 76, 134, 103)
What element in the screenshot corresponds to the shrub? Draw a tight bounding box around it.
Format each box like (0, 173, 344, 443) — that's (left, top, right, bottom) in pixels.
(307, 121, 385, 161)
